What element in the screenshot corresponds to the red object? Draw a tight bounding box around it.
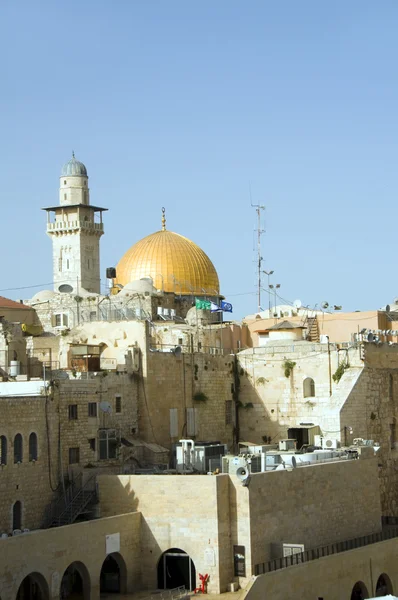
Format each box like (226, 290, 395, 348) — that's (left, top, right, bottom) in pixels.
(194, 573, 209, 594)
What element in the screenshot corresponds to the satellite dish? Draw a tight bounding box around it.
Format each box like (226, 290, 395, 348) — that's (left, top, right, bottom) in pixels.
(367, 333, 374, 342)
(293, 299, 302, 309)
(291, 456, 297, 469)
(321, 301, 329, 309)
(386, 305, 391, 313)
(99, 401, 112, 414)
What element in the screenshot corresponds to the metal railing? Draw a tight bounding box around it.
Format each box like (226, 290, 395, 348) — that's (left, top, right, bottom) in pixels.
(254, 527, 398, 575)
(149, 343, 242, 355)
(142, 586, 188, 600)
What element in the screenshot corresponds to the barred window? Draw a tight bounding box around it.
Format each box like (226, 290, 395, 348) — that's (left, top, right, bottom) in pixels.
(115, 395, 122, 413)
(68, 404, 78, 420)
(0, 435, 7, 465)
(88, 402, 97, 417)
(14, 434, 23, 463)
(29, 433, 38, 461)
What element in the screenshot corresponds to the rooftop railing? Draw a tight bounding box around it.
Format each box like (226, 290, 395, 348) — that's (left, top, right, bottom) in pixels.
(254, 526, 398, 576)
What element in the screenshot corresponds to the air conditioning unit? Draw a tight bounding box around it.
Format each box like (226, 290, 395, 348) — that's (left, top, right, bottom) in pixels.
(13, 529, 22, 536)
(323, 438, 339, 449)
(279, 439, 296, 451)
(157, 307, 164, 316)
(0, 533, 8, 539)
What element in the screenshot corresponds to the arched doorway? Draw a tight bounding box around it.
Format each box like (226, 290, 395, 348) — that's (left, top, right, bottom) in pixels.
(351, 581, 369, 600)
(16, 573, 49, 600)
(60, 562, 90, 600)
(100, 553, 127, 594)
(375, 573, 393, 596)
(157, 548, 196, 591)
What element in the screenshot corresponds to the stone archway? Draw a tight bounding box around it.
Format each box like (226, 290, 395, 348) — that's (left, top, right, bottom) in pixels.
(157, 548, 196, 592)
(16, 572, 49, 600)
(60, 561, 90, 600)
(100, 553, 127, 594)
(375, 573, 394, 596)
(351, 581, 369, 600)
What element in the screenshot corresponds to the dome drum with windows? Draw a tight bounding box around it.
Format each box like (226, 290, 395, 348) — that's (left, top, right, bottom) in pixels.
(115, 209, 220, 296)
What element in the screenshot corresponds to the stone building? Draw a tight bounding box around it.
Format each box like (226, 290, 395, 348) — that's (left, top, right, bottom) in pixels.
(0, 451, 385, 599)
(237, 335, 398, 516)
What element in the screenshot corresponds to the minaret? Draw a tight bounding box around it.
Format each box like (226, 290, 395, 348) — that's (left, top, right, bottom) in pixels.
(42, 153, 107, 294)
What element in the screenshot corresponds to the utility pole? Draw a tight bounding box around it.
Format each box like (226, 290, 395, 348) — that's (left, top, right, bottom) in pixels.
(252, 202, 265, 312)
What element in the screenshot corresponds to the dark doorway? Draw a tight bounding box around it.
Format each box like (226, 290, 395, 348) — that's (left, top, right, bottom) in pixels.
(158, 548, 196, 591)
(17, 573, 48, 600)
(100, 554, 127, 594)
(351, 581, 369, 600)
(288, 428, 308, 450)
(61, 562, 90, 600)
(375, 573, 393, 596)
(13, 501, 22, 530)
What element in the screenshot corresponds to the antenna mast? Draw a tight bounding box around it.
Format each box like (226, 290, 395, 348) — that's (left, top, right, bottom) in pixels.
(252, 200, 265, 312)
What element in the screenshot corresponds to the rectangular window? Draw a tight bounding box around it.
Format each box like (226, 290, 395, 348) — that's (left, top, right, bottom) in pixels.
(390, 423, 396, 450)
(88, 438, 96, 451)
(178, 338, 183, 345)
(68, 404, 78, 420)
(225, 400, 233, 425)
(186, 407, 198, 437)
(170, 408, 178, 437)
(99, 429, 118, 460)
(234, 545, 246, 577)
(64, 193, 67, 200)
(88, 402, 97, 418)
(115, 395, 122, 413)
(69, 447, 80, 464)
(55, 313, 69, 328)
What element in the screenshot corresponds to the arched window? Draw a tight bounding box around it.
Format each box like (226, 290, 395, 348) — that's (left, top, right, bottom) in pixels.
(13, 500, 22, 530)
(0, 435, 7, 465)
(351, 581, 369, 600)
(303, 377, 315, 398)
(375, 573, 393, 596)
(14, 434, 23, 463)
(29, 433, 38, 461)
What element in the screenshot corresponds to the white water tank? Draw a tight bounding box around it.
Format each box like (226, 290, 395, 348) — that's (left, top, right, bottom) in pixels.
(9, 361, 21, 377)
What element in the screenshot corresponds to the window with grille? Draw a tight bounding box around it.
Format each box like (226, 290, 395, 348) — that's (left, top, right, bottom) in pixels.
(68, 404, 78, 420)
(225, 400, 233, 425)
(14, 434, 23, 463)
(234, 545, 246, 577)
(69, 447, 80, 464)
(0, 436, 7, 465)
(99, 429, 118, 460)
(88, 402, 97, 417)
(115, 395, 122, 413)
(29, 433, 38, 461)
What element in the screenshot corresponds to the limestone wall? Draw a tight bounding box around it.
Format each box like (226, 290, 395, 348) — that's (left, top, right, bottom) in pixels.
(98, 474, 230, 593)
(140, 352, 235, 450)
(245, 536, 398, 600)
(0, 512, 141, 600)
(0, 394, 59, 532)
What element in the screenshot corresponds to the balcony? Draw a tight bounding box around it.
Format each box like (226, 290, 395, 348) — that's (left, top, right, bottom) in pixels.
(47, 221, 104, 234)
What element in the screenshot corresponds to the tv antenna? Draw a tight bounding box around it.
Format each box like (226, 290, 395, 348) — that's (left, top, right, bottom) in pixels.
(251, 193, 265, 313)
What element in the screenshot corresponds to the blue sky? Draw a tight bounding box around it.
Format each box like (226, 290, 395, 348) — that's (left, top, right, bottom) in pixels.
(1, 1, 398, 318)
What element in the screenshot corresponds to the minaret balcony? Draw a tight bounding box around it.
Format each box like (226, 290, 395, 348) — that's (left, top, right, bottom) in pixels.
(47, 221, 104, 234)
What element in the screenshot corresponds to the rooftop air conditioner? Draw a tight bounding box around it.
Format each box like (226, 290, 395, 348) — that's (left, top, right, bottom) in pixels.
(323, 438, 339, 450)
(12, 530, 22, 536)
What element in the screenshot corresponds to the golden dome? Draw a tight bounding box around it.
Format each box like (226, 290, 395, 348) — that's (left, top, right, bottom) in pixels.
(115, 215, 219, 295)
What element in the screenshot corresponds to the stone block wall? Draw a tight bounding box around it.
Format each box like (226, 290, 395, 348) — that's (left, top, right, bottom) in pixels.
(140, 352, 235, 450)
(0, 394, 59, 532)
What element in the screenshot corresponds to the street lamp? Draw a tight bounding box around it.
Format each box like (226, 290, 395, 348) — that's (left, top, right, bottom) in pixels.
(269, 284, 280, 318)
(263, 270, 274, 314)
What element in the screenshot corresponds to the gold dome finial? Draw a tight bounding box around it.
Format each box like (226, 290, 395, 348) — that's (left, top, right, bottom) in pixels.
(161, 207, 166, 231)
